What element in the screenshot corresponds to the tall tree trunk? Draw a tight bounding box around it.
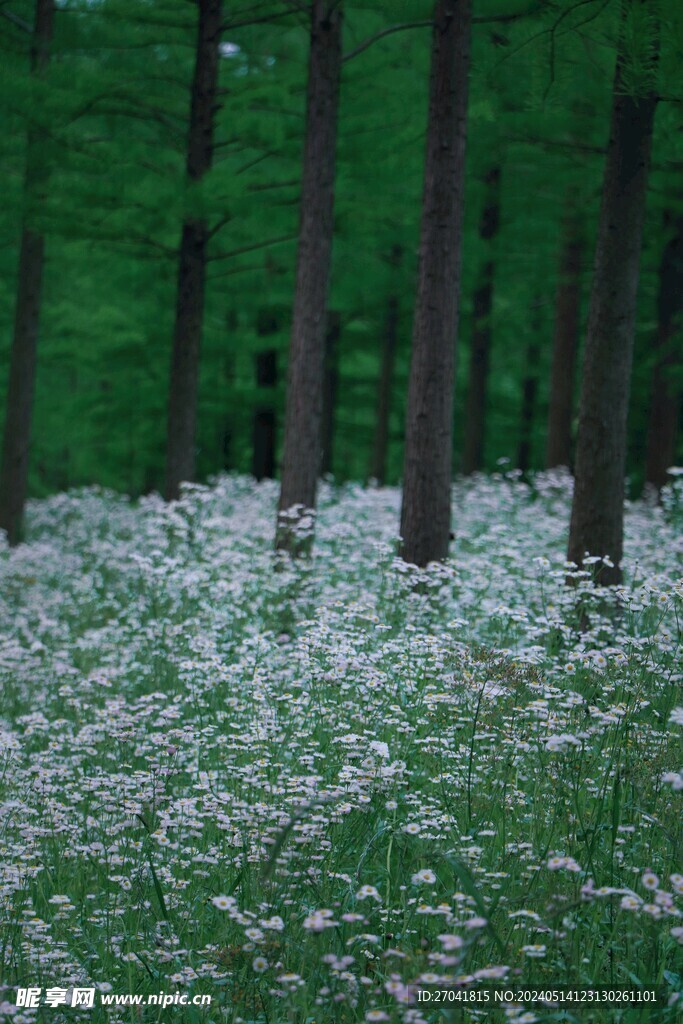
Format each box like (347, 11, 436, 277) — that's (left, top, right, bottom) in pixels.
(0, 0, 54, 546)
(253, 349, 277, 481)
(164, 0, 221, 501)
(462, 164, 500, 475)
(567, 4, 657, 585)
(320, 311, 340, 476)
(545, 205, 583, 469)
(370, 246, 403, 484)
(517, 327, 541, 474)
(644, 212, 683, 492)
(276, 0, 342, 552)
(400, 0, 471, 566)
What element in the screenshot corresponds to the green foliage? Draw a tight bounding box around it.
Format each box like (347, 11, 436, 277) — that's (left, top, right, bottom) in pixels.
(0, 0, 681, 497)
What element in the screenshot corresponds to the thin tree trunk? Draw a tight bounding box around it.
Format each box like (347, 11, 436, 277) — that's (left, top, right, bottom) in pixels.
(253, 349, 277, 481)
(545, 205, 583, 469)
(370, 246, 402, 484)
(644, 212, 683, 492)
(320, 311, 340, 476)
(164, 0, 221, 501)
(276, 0, 342, 552)
(400, 0, 471, 566)
(517, 329, 541, 474)
(462, 164, 500, 475)
(568, 4, 657, 585)
(0, 0, 54, 546)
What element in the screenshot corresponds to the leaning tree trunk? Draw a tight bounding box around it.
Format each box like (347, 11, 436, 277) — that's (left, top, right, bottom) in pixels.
(0, 0, 54, 546)
(545, 204, 583, 469)
(164, 0, 221, 501)
(567, 6, 657, 585)
(400, 0, 471, 566)
(644, 212, 683, 492)
(462, 164, 500, 476)
(276, 0, 342, 553)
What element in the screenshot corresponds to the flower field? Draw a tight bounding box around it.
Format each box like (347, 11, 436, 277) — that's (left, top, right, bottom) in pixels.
(0, 471, 681, 1023)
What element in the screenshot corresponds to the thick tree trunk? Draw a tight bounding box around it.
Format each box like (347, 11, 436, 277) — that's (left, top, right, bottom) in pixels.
(400, 0, 471, 566)
(253, 349, 277, 481)
(276, 0, 342, 552)
(567, 10, 657, 585)
(462, 164, 500, 475)
(545, 207, 583, 469)
(320, 311, 340, 476)
(370, 248, 402, 484)
(164, 0, 221, 501)
(0, 0, 54, 546)
(644, 212, 683, 492)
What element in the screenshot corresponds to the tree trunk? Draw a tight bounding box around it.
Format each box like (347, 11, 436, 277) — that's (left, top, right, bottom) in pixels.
(253, 349, 277, 481)
(164, 0, 221, 501)
(545, 206, 583, 469)
(517, 329, 541, 474)
(462, 164, 500, 475)
(370, 247, 402, 484)
(400, 0, 471, 566)
(276, 0, 342, 552)
(320, 311, 340, 476)
(644, 212, 683, 492)
(0, 0, 54, 546)
(567, 6, 657, 585)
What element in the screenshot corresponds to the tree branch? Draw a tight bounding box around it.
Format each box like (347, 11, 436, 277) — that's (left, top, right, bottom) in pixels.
(209, 233, 297, 263)
(0, 5, 31, 33)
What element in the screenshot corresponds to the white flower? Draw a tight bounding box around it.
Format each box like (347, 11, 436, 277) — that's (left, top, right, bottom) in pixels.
(356, 885, 381, 902)
(252, 956, 269, 973)
(662, 770, 683, 791)
(411, 869, 437, 885)
(669, 707, 683, 727)
(212, 895, 234, 911)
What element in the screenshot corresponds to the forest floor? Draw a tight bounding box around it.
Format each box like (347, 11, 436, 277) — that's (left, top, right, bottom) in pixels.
(0, 471, 682, 1023)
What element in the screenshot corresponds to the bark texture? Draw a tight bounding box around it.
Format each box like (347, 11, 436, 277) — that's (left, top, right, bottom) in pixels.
(567, 12, 657, 584)
(370, 248, 402, 484)
(462, 164, 500, 475)
(400, 0, 471, 565)
(252, 349, 277, 481)
(644, 213, 683, 492)
(164, 0, 221, 501)
(517, 333, 541, 474)
(276, 0, 342, 552)
(0, 0, 54, 546)
(545, 207, 583, 469)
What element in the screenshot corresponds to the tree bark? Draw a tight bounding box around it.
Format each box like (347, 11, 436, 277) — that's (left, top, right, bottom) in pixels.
(253, 349, 278, 481)
(164, 0, 221, 501)
(462, 164, 500, 475)
(370, 246, 402, 484)
(644, 212, 683, 492)
(400, 0, 471, 566)
(320, 311, 340, 476)
(276, 0, 342, 552)
(517, 328, 541, 474)
(545, 205, 583, 469)
(0, 0, 54, 546)
(567, 6, 657, 585)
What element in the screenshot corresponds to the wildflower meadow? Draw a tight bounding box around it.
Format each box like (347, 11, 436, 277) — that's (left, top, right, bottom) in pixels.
(0, 470, 681, 1022)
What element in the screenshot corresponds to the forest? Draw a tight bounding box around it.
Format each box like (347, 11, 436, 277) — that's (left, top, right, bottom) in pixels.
(0, 0, 682, 1022)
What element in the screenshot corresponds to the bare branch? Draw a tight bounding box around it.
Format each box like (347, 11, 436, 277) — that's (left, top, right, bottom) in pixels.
(0, 6, 31, 33)
(343, 21, 431, 63)
(209, 233, 296, 263)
